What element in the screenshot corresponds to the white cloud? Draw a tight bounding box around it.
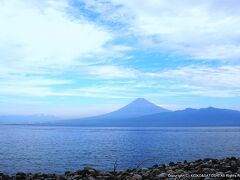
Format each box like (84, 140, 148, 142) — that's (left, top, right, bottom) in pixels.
(146, 65, 240, 97)
(0, 0, 134, 99)
(0, 0, 113, 72)
(84, 65, 139, 79)
(156, 66, 240, 88)
(87, 0, 240, 60)
(0, 75, 72, 97)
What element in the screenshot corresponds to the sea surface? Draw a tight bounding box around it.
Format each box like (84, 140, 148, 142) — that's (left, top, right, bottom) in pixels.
(0, 125, 240, 174)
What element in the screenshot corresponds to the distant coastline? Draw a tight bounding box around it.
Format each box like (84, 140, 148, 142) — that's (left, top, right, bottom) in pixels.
(1, 157, 240, 179)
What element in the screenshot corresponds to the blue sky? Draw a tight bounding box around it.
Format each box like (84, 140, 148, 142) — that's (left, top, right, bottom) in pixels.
(0, 0, 240, 118)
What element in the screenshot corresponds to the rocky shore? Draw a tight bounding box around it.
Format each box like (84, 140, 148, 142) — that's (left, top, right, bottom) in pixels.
(1, 157, 240, 180)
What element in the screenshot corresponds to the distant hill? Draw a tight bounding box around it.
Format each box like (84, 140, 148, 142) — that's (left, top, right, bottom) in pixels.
(103, 107, 240, 127)
(60, 98, 170, 125)
(60, 99, 240, 127)
(0, 114, 59, 124)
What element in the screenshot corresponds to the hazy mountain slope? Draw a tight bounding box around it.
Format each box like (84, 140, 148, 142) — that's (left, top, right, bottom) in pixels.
(61, 107, 240, 127)
(99, 98, 170, 119)
(60, 98, 170, 125)
(109, 107, 240, 127)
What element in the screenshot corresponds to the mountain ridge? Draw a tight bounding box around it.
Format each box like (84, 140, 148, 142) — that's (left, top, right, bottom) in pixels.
(60, 98, 170, 125)
(1, 98, 240, 126)
(59, 99, 240, 126)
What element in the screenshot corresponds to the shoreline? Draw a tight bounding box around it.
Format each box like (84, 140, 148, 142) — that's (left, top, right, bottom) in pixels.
(1, 157, 240, 179)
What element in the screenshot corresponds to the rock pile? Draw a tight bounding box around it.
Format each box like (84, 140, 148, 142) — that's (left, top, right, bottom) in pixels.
(0, 157, 240, 179)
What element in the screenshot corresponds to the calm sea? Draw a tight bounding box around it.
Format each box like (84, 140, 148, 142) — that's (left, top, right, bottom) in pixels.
(0, 125, 240, 174)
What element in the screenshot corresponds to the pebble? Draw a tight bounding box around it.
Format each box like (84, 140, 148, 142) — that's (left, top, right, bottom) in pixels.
(131, 174, 142, 180)
(157, 173, 167, 179)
